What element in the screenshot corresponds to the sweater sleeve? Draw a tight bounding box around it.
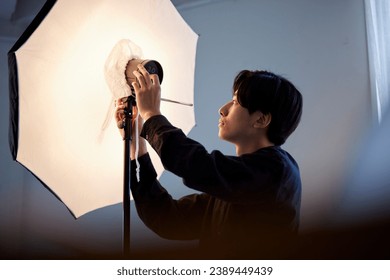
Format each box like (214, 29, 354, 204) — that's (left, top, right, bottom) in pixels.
(130, 153, 209, 240)
(141, 115, 280, 202)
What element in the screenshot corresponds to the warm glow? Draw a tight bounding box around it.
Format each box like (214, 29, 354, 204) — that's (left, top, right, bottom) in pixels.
(14, 0, 198, 217)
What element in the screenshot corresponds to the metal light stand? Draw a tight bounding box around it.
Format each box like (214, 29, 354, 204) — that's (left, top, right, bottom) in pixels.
(122, 95, 135, 257)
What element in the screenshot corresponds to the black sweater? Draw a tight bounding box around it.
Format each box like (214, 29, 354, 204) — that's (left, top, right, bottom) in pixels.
(130, 115, 301, 259)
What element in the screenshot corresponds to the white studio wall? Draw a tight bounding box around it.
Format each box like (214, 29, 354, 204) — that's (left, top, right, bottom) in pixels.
(0, 0, 371, 258)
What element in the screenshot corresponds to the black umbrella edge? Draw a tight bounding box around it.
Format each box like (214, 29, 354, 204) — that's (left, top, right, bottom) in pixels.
(6, 0, 122, 221)
(6, 0, 81, 219)
(8, 0, 57, 160)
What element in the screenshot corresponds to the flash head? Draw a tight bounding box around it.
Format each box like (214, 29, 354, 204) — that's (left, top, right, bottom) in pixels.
(125, 59, 164, 88)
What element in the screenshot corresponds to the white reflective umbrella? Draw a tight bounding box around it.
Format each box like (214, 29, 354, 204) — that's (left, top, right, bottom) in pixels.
(8, 0, 197, 251)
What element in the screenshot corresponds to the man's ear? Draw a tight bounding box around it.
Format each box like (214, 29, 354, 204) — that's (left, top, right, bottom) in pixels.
(253, 112, 271, 128)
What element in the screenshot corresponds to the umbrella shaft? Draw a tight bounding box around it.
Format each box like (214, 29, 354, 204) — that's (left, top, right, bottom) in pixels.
(161, 98, 193, 106)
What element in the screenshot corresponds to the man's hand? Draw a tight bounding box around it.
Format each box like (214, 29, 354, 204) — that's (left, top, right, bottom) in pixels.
(115, 98, 147, 159)
(131, 64, 161, 121)
(115, 97, 142, 138)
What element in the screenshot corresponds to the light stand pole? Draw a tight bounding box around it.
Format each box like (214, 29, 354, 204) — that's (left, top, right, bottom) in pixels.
(122, 95, 135, 257)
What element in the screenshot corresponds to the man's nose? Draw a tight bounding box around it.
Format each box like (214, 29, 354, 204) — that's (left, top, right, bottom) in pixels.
(219, 105, 226, 116)
(219, 102, 231, 117)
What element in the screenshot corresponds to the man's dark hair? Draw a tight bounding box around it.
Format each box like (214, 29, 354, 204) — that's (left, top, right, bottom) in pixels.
(233, 70, 303, 145)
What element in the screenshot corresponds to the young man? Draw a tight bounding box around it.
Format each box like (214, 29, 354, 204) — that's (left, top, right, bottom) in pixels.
(115, 66, 303, 259)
